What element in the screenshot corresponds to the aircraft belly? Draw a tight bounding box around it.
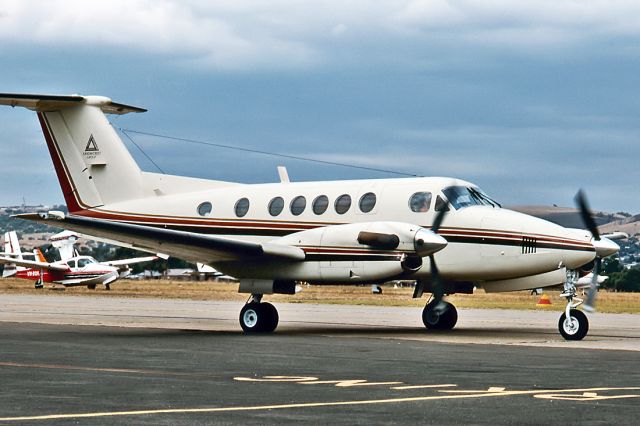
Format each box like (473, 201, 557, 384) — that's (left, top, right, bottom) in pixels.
(214, 259, 405, 282)
(216, 260, 322, 281)
(58, 275, 106, 286)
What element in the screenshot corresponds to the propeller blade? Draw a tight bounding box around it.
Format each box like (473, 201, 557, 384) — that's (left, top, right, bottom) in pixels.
(429, 254, 445, 304)
(583, 257, 601, 312)
(431, 204, 449, 234)
(412, 202, 450, 299)
(574, 190, 601, 241)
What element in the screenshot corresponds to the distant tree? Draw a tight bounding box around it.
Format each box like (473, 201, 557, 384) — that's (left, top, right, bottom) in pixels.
(602, 257, 623, 275)
(607, 269, 640, 292)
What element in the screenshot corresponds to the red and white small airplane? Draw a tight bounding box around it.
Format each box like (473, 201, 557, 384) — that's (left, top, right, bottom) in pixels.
(0, 231, 157, 289)
(0, 93, 622, 339)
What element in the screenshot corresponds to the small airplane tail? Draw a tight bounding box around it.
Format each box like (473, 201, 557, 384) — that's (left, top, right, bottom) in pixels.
(2, 264, 17, 278)
(34, 248, 47, 263)
(3, 231, 23, 260)
(1, 231, 21, 277)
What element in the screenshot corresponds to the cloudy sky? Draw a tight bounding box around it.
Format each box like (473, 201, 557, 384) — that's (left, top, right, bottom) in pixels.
(0, 0, 639, 212)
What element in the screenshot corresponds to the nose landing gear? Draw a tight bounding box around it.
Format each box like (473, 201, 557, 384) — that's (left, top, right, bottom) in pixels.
(422, 299, 458, 330)
(559, 270, 589, 340)
(239, 294, 279, 333)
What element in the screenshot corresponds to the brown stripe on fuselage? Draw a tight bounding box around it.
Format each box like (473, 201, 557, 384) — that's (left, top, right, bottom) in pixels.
(37, 112, 85, 212)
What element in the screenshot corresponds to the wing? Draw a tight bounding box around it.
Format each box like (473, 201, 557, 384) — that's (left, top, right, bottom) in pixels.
(104, 256, 158, 267)
(15, 213, 305, 264)
(0, 256, 68, 272)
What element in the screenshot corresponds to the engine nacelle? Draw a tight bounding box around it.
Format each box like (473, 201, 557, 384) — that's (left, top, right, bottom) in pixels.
(260, 221, 447, 282)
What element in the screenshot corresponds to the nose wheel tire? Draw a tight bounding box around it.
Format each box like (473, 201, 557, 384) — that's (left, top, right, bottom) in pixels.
(558, 309, 589, 341)
(240, 302, 279, 333)
(422, 300, 458, 330)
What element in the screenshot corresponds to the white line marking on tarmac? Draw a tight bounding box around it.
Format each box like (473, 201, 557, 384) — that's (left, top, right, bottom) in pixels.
(1, 387, 638, 422)
(0, 361, 199, 377)
(391, 384, 457, 390)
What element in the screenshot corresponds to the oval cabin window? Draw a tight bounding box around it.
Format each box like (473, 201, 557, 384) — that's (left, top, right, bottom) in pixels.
(312, 195, 329, 215)
(290, 196, 306, 216)
(197, 201, 212, 217)
(359, 192, 376, 213)
(335, 194, 351, 214)
(268, 197, 284, 216)
(235, 198, 250, 217)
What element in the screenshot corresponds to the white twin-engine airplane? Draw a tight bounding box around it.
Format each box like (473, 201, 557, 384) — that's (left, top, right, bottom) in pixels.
(0, 93, 621, 340)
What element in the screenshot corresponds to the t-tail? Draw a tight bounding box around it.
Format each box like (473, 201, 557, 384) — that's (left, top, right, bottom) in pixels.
(0, 93, 228, 214)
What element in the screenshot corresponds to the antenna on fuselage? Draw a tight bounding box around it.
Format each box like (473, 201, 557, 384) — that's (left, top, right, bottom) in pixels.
(277, 166, 290, 183)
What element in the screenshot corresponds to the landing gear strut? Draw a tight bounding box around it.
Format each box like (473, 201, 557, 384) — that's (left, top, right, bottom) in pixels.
(34, 279, 43, 289)
(559, 270, 589, 340)
(239, 294, 279, 333)
(422, 298, 458, 330)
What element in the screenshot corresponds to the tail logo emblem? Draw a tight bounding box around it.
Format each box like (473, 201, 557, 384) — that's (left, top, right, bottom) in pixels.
(85, 135, 99, 152)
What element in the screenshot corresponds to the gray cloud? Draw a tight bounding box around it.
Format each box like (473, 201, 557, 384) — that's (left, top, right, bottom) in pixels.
(2, 1, 640, 70)
(0, 1, 639, 214)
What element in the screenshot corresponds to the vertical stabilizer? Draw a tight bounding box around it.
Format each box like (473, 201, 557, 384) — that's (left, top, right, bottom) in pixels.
(34, 248, 47, 263)
(2, 231, 21, 277)
(3, 231, 23, 260)
(0, 94, 147, 212)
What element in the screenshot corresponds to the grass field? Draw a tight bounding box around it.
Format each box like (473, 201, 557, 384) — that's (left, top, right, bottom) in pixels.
(1, 278, 639, 314)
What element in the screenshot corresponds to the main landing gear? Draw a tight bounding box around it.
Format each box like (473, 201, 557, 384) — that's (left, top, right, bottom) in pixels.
(558, 270, 589, 341)
(239, 294, 279, 333)
(34, 279, 43, 289)
(422, 298, 458, 330)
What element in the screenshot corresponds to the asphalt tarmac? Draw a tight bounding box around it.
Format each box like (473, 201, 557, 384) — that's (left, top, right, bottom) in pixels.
(0, 299, 639, 424)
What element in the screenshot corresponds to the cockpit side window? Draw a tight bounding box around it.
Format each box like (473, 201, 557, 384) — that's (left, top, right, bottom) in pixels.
(67, 260, 76, 268)
(435, 195, 450, 212)
(409, 192, 432, 212)
(78, 258, 92, 268)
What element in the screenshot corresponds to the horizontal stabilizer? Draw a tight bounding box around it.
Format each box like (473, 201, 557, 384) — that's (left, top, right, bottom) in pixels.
(0, 93, 146, 114)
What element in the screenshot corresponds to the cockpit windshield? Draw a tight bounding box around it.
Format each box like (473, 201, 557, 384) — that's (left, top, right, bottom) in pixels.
(441, 186, 501, 210)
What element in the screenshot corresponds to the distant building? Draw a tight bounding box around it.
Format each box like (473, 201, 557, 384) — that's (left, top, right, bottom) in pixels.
(165, 268, 196, 281)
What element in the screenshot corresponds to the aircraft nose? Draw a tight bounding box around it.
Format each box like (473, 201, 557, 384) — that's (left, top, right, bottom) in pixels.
(593, 237, 620, 258)
(414, 228, 448, 257)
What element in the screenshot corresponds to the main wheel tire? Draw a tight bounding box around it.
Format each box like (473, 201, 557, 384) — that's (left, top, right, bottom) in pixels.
(422, 300, 458, 330)
(239, 302, 279, 333)
(558, 309, 589, 341)
(260, 302, 279, 333)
